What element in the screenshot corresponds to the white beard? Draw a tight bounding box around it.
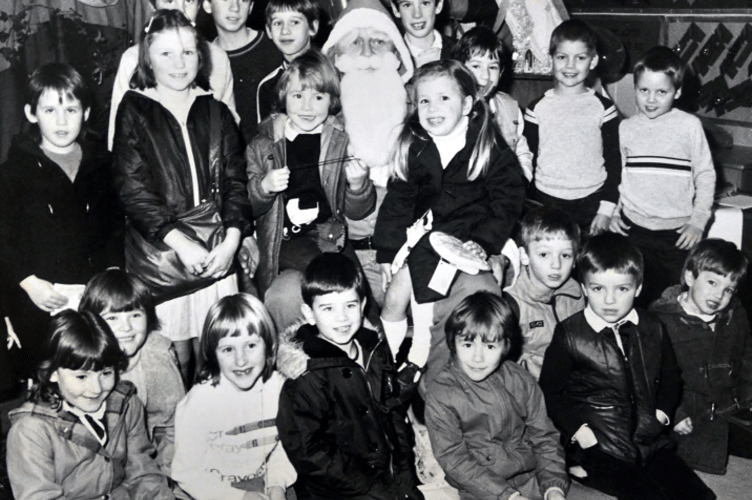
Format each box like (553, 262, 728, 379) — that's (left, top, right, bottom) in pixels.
(336, 51, 407, 169)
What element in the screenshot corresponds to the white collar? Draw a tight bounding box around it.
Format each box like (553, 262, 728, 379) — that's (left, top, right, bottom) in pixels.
(285, 118, 324, 141)
(404, 30, 442, 55)
(678, 292, 717, 323)
(428, 116, 469, 168)
(584, 306, 639, 332)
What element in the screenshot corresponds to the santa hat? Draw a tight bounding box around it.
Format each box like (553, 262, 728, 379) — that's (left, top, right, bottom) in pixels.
(322, 0, 414, 82)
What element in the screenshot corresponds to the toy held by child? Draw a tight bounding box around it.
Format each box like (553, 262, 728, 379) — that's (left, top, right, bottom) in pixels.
(454, 25, 534, 183)
(539, 233, 715, 500)
(609, 46, 716, 307)
(650, 238, 752, 474)
(374, 59, 525, 370)
(172, 293, 295, 500)
(79, 269, 185, 475)
(0, 62, 124, 381)
(276, 253, 424, 500)
(6, 310, 173, 500)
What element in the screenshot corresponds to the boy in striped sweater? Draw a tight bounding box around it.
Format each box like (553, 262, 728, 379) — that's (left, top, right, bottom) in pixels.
(609, 46, 716, 306)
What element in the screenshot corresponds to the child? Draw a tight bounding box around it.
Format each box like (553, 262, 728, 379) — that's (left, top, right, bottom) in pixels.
(0, 63, 124, 381)
(539, 233, 715, 500)
(256, 0, 320, 124)
(523, 19, 620, 235)
(391, 0, 454, 68)
(505, 205, 585, 380)
(246, 48, 375, 329)
(650, 238, 752, 474)
(426, 291, 609, 500)
(276, 253, 423, 500)
(79, 269, 185, 475)
(203, 0, 285, 144)
(609, 46, 716, 307)
(6, 310, 173, 500)
(112, 9, 252, 383)
(172, 293, 296, 500)
(374, 59, 524, 370)
(454, 25, 534, 183)
(107, 0, 237, 149)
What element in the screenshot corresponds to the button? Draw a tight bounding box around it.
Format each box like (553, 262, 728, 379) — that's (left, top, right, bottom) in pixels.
(358, 405, 369, 415)
(342, 368, 352, 378)
(368, 442, 378, 452)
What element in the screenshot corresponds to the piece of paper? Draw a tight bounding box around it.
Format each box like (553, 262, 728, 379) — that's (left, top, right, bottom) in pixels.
(708, 206, 743, 249)
(50, 284, 86, 316)
(428, 259, 458, 296)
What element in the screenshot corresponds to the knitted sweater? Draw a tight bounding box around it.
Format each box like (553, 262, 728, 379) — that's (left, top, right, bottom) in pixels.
(616, 109, 716, 231)
(524, 89, 620, 209)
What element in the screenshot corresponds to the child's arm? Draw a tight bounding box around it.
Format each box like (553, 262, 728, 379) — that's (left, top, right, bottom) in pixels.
(277, 375, 376, 497)
(523, 103, 540, 174)
(265, 440, 297, 499)
(597, 98, 621, 216)
(514, 108, 534, 183)
(373, 176, 422, 265)
(677, 120, 716, 250)
(245, 139, 285, 217)
(654, 327, 683, 427)
(343, 157, 376, 221)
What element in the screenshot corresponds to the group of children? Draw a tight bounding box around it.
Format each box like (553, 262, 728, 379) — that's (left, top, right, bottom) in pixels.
(1, 0, 751, 499)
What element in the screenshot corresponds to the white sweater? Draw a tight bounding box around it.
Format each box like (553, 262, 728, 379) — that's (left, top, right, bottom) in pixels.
(172, 371, 296, 500)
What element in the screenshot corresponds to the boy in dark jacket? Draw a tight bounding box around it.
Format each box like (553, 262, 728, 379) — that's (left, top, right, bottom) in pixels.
(276, 253, 423, 500)
(650, 238, 752, 474)
(539, 233, 714, 500)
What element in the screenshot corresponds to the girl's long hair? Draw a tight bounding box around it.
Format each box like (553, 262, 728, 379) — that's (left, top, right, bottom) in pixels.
(392, 59, 495, 182)
(30, 310, 128, 409)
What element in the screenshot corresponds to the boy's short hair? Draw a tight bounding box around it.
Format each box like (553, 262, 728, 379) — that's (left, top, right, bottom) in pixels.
(390, 0, 439, 9)
(453, 25, 505, 64)
(578, 233, 644, 285)
(302, 253, 367, 306)
(265, 0, 320, 28)
(633, 45, 685, 91)
(445, 292, 522, 361)
(519, 205, 581, 253)
(681, 238, 749, 286)
(549, 19, 597, 56)
(275, 48, 341, 114)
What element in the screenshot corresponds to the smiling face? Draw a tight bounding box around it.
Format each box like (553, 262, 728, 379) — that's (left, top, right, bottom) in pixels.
(155, 0, 201, 23)
(204, 0, 253, 36)
(266, 10, 318, 61)
(465, 52, 501, 96)
(303, 289, 365, 347)
(392, 0, 442, 44)
(25, 89, 89, 154)
(522, 236, 576, 293)
(51, 367, 116, 413)
(581, 270, 641, 323)
(216, 332, 266, 391)
(454, 335, 506, 382)
(100, 308, 148, 358)
(416, 74, 473, 137)
(551, 40, 598, 95)
(285, 73, 331, 132)
(148, 27, 199, 94)
(635, 69, 680, 120)
(684, 270, 737, 316)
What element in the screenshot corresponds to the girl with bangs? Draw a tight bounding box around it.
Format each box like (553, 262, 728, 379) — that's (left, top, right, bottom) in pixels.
(6, 310, 173, 500)
(79, 269, 185, 475)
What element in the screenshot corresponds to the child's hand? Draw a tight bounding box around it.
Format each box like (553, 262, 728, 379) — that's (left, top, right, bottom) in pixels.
(609, 213, 630, 235)
(19, 276, 68, 313)
(267, 486, 286, 500)
(674, 417, 693, 435)
(462, 240, 487, 261)
(380, 263, 393, 292)
(201, 228, 241, 279)
(238, 236, 260, 280)
(164, 229, 210, 275)
(240, 492, 270, 500)
(589, 214, 611, 235)
(547, 491, 566, 500)
(675, 224, 703, 250)
(261, 167, 290, 194)
(345, 157, 369, 192)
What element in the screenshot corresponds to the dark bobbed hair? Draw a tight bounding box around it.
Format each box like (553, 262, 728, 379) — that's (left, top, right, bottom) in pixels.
(302, 253, 367, 306)
(30, 310, 128, 408)
(633, 45, 685, 91)
(274, 48, 341, 115)
(578, 232, 644, 286)
(24, 62, 93, 144)
(453, 25, 505, 65)
(265, 0, 320, 29)
(198, 294, 277, 386)
(130, 9, 212, 91)
(445, 292, 522, 362)
(520, 205, 581, 254)
(549, 19, 597, 56)
(79, 270, 160, 334)
(681, 238, 748, 287)
(394, 59, 494, 182)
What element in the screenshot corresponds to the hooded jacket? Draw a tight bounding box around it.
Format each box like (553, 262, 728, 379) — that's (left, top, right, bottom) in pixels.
(6, 380, 173, 500)
(650, 285, 752, 473)
(245, 114, 376, 295)
(276, 322, 422, 500)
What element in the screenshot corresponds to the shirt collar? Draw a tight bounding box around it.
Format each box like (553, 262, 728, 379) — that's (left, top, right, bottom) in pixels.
(678, 291, 717, 323)
(584, 306, 639, 333)
(285, 119, 324, 141)
(404, 30, 442, 55)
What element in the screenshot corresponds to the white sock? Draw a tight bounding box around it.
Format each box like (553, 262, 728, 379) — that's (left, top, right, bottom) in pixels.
(408, 295, 433, 368)
(381, 317, 408, 361)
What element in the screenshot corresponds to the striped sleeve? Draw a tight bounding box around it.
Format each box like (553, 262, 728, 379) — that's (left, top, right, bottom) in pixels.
(596, 93, 621, 209)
